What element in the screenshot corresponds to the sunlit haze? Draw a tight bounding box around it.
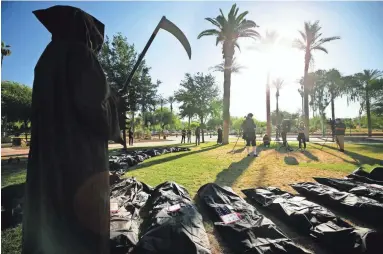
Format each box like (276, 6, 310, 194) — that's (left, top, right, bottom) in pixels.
(2, 1, 383, 121)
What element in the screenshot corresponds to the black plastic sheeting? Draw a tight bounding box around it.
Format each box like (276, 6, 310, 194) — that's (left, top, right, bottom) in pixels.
(110, 177, 153, 253)
(133, 181, 211, 254)
(291, 182, 383, 229)
(314, 177, 383, 203)
(347, 167, 383, 186)
(242, 187, 382, 254)
(109, 147, 190, 174)
(197, 183, 309, 254)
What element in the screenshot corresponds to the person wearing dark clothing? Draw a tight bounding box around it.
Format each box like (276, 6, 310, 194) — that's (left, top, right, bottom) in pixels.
(128, 127, 134, 146)
(263, 134, 270, 147)
(241, 113, 257, 157)
(335, 118, 346, 152)
(22, 6, 122, 254)
(181, 129, 186, 144)
(195, 127, 201, 145)
(297, 122, 306, 150)
(187, 129, 191, 143)
(217, 127, 223, 144)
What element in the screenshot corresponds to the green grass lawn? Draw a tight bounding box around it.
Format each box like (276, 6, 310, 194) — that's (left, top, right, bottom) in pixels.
(2, 142, 382, 254)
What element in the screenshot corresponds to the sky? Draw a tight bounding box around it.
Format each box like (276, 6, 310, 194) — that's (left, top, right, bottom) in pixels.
(2, 1, 383, 121)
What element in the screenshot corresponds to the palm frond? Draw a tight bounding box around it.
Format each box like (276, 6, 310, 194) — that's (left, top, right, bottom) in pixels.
(236, 20, 257, 32)
(205, 18, 222, 29)
(228, 4, 237, 19)
(236, 11, 249, 24)
(238, 30, 261, 39)
(298, 30, 306, 42)
(315, 36, 341, 46)
(219, 9, 227, 22)
(234, 42, 241, 52)
(197, 29, 220, 39)
(311, 45, 328, 54)
(292, 39, 305, 50)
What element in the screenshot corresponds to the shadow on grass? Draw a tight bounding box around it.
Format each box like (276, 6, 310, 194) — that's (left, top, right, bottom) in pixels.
(303, 151, 319, 161)
(284, 156, 299, 165)
(1, 158, 28, 188)
(322, 144, 382, 166)
(214, 156, 255, 187)
(129, 144, 221, 172)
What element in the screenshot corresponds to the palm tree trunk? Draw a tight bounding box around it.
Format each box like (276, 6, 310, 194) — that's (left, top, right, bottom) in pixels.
(266, 72, 271, 137)
(276, 94, 279, 140)
(303, 52, 311, 141)
(331, 93, 335, 141)
(222, 45, 234, 145)
(188, 116, 191, 128)
(366, 87, 372, 137)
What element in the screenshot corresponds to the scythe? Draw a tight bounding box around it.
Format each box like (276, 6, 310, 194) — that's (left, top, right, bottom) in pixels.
(119, 16, 192, 95)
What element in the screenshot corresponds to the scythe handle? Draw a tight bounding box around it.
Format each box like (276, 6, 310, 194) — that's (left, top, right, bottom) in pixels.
(118, 17, 165, 95)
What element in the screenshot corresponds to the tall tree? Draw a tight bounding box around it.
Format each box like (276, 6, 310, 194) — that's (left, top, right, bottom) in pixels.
(272, 78, 284, 137)
(1, 81, 32, 139)
(325, 68, 344, 124)
(98, 33, 159, 147)
(168, 95, 175, 113)
(345, 69, 382, 136)
(198, 4, 260, 144)
(175, 73, 220, 142)
(260, 31, 279, 137)
(293, 20, 340, 141)
(371, 78, 383, 116)
(1, 41, 11, 65)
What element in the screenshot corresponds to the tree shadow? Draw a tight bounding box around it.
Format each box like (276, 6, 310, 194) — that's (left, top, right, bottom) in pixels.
(302, 151, 319, 162)
(308, 143, 361, 165)
(128, 144, 221, 172)
(214, 156, 255, 187)
(228, 147, 246, 154)
(322, 144, 381, 166)
(284, 156, 299, 165)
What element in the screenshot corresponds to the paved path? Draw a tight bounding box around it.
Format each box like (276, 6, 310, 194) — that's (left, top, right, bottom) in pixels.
(2, 135, 382, 158)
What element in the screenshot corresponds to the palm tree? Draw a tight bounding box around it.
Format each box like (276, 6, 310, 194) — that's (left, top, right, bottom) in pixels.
(209, 57, 245, 73)
(168, 96, 175, 114)
(272, 78, 284, 138)
(325, 69, 344, 122)
(198, 3, 260, 144)
(346, 69, 382, 136)
(261, 31, 279, 138)
(293, 20, 340, 141)
(1, 41, 12, 65)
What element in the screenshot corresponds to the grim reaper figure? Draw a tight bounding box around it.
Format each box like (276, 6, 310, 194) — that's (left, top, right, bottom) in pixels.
(22, 5, 122, 254)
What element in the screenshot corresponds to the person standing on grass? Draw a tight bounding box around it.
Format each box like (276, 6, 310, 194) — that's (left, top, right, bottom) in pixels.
(181, 128, 186, 144)
(335, 118, 346, 152)
(195, 126, 201, 146)
(187, 128, 192, 143)
(22, 6, 123, 254)
(297, 121, 306, 151)
(217, 126, 223, 144)
(128, 127, 134, 146)
(241, 113, 258, 157)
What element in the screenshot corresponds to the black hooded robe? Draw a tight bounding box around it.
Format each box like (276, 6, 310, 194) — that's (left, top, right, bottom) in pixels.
(22, 6, 121, 254)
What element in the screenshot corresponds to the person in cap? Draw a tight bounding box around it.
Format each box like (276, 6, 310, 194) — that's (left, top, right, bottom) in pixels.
(195, 126, 201, 145)
(181, 128, 186, 144)
(187, 128, 192, 143)
(217, 126, 223, 144)
(334, 118, 346, 152)
(241, 113, 258, 157)
(22, 5, 122, 254)
(297, 121, 306, 151)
